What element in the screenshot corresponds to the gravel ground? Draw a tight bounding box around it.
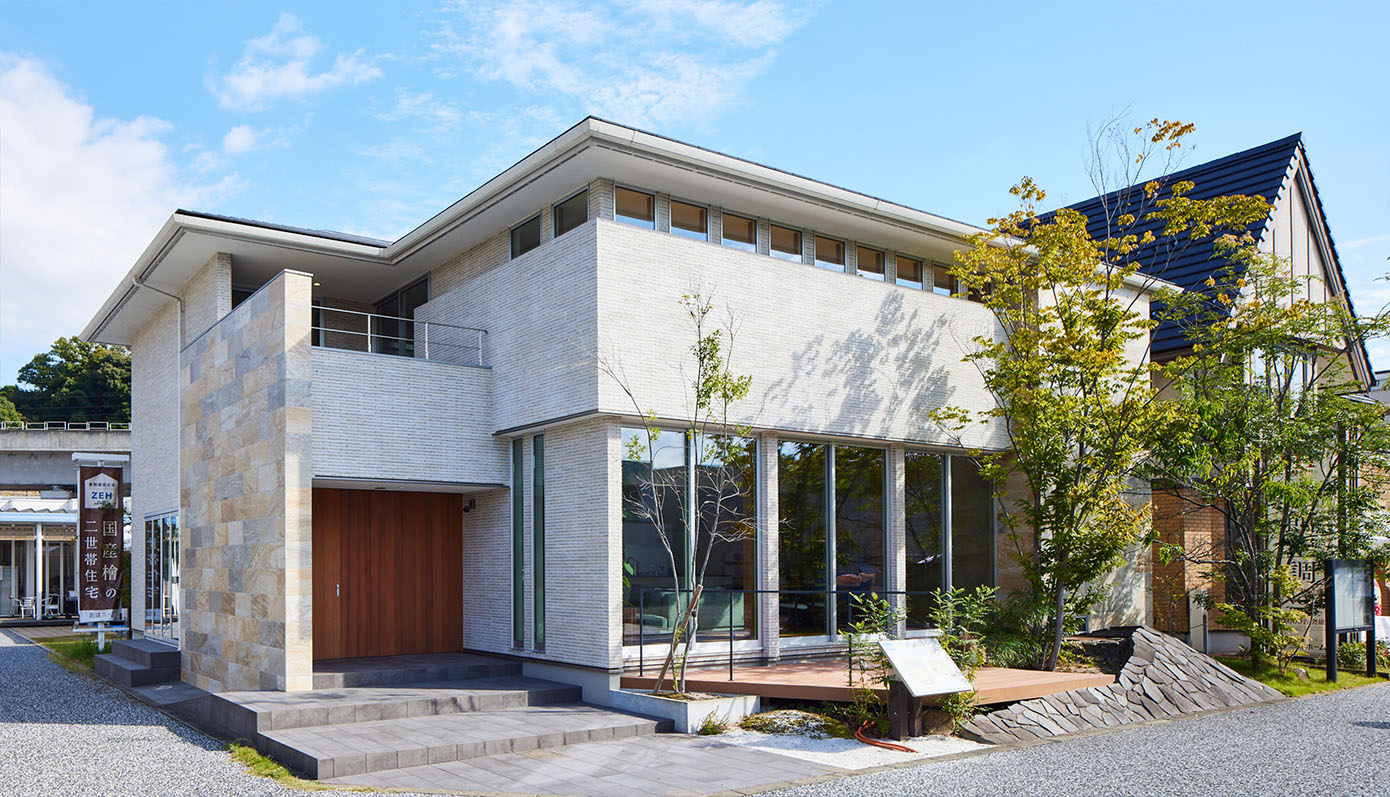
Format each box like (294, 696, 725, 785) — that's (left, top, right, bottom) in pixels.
(768, 681, 1390, 797)
(0, 630, 415, 797)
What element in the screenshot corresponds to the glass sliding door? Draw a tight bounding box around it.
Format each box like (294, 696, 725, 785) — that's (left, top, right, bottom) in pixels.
(0, 540, 13, 616)
(621, 428, 689, 642)
(777, 442, 828, 636)
(904, 451, 944, 628)
(834, 446, 886, 631)
(951, 458, 994, 591)
(692, 434, 757, 639)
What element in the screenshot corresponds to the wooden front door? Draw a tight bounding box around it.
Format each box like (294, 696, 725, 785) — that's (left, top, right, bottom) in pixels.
(312, 488, 463, 660)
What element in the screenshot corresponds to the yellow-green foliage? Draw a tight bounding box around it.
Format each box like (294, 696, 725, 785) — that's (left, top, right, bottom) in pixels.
(738, 710, 852, 739)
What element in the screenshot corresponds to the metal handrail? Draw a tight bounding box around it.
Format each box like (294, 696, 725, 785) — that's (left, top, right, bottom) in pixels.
(0, 421, 130, 431)
(628, 586, 940, 681)
(312, 306, 487, 366)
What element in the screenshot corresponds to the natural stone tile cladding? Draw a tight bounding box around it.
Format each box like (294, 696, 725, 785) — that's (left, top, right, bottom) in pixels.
(310, 349, 507, 486)
(963, 626, 1283, 744)
(180, 270, 314, 693)
(594, 219, 1007, 450)
(130, 298, 180, 634)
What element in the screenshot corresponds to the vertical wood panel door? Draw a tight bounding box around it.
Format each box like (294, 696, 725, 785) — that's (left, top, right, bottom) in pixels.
(312, 489, 463, 660)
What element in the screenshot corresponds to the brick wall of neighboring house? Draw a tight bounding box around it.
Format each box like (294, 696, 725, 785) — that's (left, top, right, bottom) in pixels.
(180, 270, 313, 692)
(1151, 488, 1228, 634)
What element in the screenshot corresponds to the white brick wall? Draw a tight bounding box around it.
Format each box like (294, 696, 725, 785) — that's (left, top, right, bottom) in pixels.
(310, 348, 508, 485)
(180, 253, 231, 347)
(130, 298, 181, 635)
(459, 487, 512, 655)
(594, 219, 1008, 450)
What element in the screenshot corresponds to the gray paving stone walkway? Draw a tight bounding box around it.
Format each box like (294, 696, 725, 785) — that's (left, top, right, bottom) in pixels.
(328, 733, 843, 796)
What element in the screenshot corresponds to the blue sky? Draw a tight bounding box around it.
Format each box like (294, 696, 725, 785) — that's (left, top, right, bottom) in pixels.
(1, 1, 1388, 389)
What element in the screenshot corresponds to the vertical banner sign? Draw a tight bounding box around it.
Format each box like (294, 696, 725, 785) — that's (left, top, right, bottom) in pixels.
(78, 466, 123, 624)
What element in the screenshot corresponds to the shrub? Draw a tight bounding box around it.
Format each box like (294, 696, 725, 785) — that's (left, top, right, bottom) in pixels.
(697, 714, 727, 735)
(1335, 640, 1390, 672)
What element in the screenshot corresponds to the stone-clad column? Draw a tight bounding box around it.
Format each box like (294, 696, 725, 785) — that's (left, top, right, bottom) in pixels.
(758, 433, 780, 662)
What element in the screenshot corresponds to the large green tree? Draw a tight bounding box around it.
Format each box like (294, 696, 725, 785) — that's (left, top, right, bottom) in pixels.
(2, 337, 131, 423)
(1149, 248, 1390, 670)
(936, 119, 1272, 670)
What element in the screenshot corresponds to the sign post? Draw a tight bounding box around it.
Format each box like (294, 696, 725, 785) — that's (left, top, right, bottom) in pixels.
(1324, 559, 1377, 682)
(879, 638, 972, 740)
(74, 457, 126, 650)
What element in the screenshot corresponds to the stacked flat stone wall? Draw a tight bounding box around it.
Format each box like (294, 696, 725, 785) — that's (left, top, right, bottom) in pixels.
(963, 626, 1283, 744)
(181, 270, 313, 692)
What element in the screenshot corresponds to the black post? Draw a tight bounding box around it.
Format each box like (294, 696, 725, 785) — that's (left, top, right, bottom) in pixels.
(887, 680, 922, 741)
(1326, 560, 1337, 684)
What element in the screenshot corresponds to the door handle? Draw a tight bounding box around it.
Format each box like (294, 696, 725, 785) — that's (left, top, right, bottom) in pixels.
(336, 583, 340, 598)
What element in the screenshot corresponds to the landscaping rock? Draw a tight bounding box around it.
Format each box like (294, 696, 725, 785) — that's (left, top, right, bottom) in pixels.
(962, 626, 1283, 745)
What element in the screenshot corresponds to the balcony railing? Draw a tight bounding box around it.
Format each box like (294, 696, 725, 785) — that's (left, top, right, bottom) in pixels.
(0, 421, 130, 431)
(312, 307, 486, 367)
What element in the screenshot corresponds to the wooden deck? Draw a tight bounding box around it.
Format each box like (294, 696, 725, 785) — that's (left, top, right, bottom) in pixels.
(621, 659, 1114, 705)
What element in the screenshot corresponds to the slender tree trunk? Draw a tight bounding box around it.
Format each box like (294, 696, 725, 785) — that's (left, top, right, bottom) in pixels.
(1044, 580, 1065, 671)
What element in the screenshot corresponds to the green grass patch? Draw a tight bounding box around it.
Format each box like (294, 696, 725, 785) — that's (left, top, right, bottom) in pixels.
(228, 743, 374, 791)
(1218, 656, 1385, 698)
(33, 634, 108, 673)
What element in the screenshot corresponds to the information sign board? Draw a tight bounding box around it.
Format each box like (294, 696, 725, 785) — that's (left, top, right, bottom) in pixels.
(880, 638, 972, 698)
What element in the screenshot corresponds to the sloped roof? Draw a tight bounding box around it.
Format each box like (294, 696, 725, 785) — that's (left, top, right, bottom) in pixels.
(1062, 134, 1302, 355)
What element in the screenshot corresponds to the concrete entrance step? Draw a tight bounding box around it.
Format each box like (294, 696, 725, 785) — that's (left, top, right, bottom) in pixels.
(259, 704, 667, 780)
(211, 676, 582, 737)
(312, 652, 521, 689)
(93, 639, 180, 688)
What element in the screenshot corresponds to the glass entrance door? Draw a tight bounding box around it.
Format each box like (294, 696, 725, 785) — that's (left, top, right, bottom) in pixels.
(144, 514, 179, 641)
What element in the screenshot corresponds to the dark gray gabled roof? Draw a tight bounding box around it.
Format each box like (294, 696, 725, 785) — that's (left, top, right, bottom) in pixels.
(1061, 134, 1302, 356)
(175, 208, 392, 248)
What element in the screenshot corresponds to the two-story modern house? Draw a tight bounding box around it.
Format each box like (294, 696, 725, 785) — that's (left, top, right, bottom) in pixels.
(82, 117, 1161, 695)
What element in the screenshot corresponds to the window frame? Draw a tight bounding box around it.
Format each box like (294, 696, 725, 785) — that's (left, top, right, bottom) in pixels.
(931, 262, 955, 296)
(856, 246, 885, 281)
(552, 188, 589, 239)
(510, 214, 542, 259)
(720, 212, 758, 252)
(669, 198, 709, 242)
(814, 235, 846, 273)
(770, 223, 803, 262)
(614, 185, 657, 230)
(896, 255, 925, 289)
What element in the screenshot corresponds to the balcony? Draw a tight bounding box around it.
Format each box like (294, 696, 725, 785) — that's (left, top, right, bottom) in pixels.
(312, 307, 486, 367)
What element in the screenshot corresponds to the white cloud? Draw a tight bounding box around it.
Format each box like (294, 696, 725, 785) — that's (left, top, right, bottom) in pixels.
(222, 124, 259, 153)
(0, 54, 238, 381)
(373, 88, 464, 137)
(432, 0, 814, 128)
(211, 13, 381, 111)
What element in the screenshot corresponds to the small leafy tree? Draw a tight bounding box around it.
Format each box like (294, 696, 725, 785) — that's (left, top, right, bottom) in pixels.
(929, 586, 996, 727)
(842, 592, 904, 732)
(1149, 247, 1390, 670)
(602, 291, 754, 694)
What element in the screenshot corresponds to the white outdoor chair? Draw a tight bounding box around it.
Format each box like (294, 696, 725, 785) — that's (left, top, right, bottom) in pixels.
(42, 596, 61, 618)
(17, 597, 36, 619)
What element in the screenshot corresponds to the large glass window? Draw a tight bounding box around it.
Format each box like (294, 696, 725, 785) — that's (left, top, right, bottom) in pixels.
(951, 457, 994, 591)
(834, 447, 885, 631)
(692, 434, 757, 637)
(533, 434, 546, 649)
(511, 438, 524, 648)
(814, 236, 845, 272)
(778, 442, 828, 636)
(897, 256, 925, 290)
(770, 224, 802, 262)
(670, 200, 708, 241)
(622, 428, 689, 641)
(371, 277, 429, 357)
(615, 187, 656, 229)
(856, 247, 885, 281)
(553, 190, 588, 238)
(511, 215, 541, 258)
(932, 263, 955, 296)
(721, 213, 757, 252)
(904, 452, 944, 628)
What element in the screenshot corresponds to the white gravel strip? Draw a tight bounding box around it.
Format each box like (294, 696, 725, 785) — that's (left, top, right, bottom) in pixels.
(0, 630, 425, 797)
(714, 728, 986, 770)
(767, 681, 1390, 797)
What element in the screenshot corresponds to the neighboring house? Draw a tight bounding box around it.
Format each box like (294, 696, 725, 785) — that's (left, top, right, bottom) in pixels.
(0, 423, 130, 621)
(82, 117, 1165, 694)
(1064, 134, 1374, 650)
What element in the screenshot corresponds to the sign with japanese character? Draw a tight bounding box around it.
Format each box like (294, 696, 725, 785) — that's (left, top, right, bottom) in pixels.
(78, 466, 123, 623)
